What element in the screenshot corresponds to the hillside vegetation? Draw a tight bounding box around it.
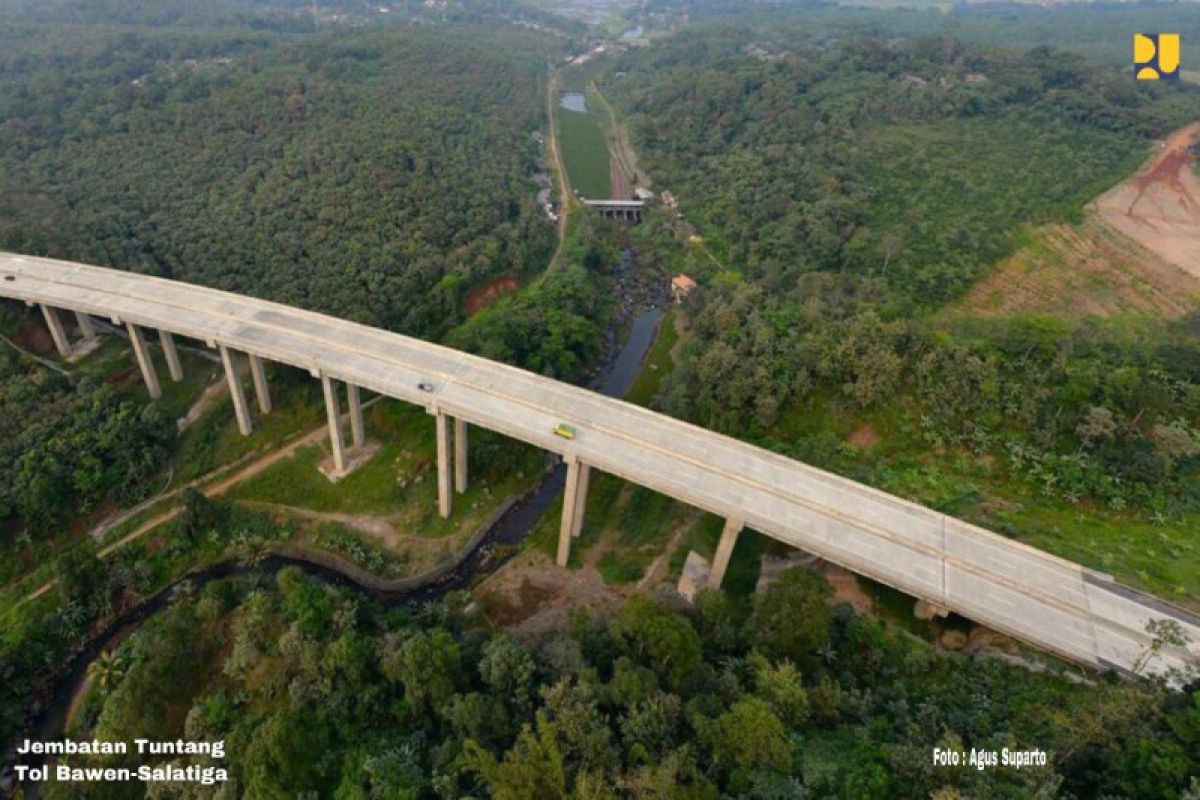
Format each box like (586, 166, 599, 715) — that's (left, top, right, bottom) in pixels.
(637, 0, 1200, 69)
(608, 32, 1193, 304)
(0, 313, 173, 548)
(0, 24, 555, 337)
(41, 564, 1200, 799)
(605, 31, 1200, 604)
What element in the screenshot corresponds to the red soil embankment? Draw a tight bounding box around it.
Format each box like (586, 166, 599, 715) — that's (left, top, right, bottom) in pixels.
(462, 274, 519, 317)
(1096, 122, 1200, 278)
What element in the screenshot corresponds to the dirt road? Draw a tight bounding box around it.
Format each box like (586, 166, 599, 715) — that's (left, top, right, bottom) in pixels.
(591, 82, 648, 200)
(12, 412, 358, 611)
(1096, 122, 1200, 279)
(546, 69, 573, 269)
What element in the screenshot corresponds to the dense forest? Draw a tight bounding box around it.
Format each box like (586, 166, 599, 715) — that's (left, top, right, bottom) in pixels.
(607, 32, 1193, 303)
(0, 0, 570, 32)
(0, 21, 556, 337)
(0, 317, 173, 549)
(38, 562, 1200, 798)
(4, 4, 1200, 797)
(447, 215, 623, 380)
(638, 0, 1200, 68)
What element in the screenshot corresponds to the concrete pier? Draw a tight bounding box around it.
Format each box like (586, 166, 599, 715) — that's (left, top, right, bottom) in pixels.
(249, 354, 271, 414)
(219, 345, 253, 436)
(160, 330, 184, 382)
(436, 410, 452, 518)
(571, 463, 591, 538)
(557, 457, 591, 566)
(75, 311, 96, 341)
(348, 383, 364, 449)
(454, 418, 468, 494)
(321, 374, 346, 474)
(40, 305, 70, 357)
(708, 517, 744, 588)
(127, 323, 162, 400)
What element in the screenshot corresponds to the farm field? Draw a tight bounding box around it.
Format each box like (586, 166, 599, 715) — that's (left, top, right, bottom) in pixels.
(557, 90, 612, 200)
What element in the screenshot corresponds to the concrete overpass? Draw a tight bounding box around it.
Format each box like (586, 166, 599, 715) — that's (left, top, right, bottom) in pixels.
(582, 199, 644, 221)
(2, 252, 1198, 679)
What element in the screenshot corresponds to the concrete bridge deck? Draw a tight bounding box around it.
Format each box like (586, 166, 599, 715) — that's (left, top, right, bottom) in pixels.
(2, 252, 1198, 679)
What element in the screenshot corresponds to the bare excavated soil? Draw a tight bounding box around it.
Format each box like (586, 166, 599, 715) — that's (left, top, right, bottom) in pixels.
(1096, 123, 1200, 280)
(963, 218, 1200, 318)
(962, 123, 1200, 319)
(11, 315, 55, 354)
(474, 550, 625, 637)
(463, 274, 519, 316)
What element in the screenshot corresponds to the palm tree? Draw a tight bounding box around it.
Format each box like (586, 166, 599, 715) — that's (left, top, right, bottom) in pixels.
(87, 650, 125, 695)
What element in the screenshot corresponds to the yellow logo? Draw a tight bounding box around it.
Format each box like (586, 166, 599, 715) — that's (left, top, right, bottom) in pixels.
(1135, 33, 1181, 80)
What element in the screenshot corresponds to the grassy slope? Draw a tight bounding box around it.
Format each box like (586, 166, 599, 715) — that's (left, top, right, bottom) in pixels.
(768, 383, 1200, 609)
(225, 399, 544, 540)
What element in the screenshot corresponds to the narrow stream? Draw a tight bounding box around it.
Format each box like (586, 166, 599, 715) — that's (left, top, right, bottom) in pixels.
(4, 303, 665, 794)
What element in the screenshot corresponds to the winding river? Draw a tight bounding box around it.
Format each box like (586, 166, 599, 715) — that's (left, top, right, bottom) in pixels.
(3, 303, 666, 794)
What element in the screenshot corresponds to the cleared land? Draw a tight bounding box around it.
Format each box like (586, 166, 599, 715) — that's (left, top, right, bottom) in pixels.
(962, 218, 1200, 318)
(1095, 122, 1200, 279)
(962, 123, 1200, 318)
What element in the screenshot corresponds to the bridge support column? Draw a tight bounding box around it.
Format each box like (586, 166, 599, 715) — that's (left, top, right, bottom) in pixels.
(557, 457, 590, 566)
(436, 410, 452, 519)
(40, 305, 71, 357)
(219, 345, 253, 436)
(454, 418, 468, 494)
(127, 323, 162, 400)
(248, 354, 271, 414)
(572, 463, 590, 538)
(321, 374, 347, 474)
(75, 311, 97, 342)
(708, 517, 743, 588)
(347, 383, 364, 449)
(160, 331, 184, 382)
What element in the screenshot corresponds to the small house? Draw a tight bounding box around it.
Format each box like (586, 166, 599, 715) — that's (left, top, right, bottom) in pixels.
(671, 274, 697, 302)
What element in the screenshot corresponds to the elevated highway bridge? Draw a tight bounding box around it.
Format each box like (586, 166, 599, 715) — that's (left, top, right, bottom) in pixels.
(2, 252, 1198, 679)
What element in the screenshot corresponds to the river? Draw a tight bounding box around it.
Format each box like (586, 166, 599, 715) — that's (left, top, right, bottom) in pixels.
(3, 303, 666, 795)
